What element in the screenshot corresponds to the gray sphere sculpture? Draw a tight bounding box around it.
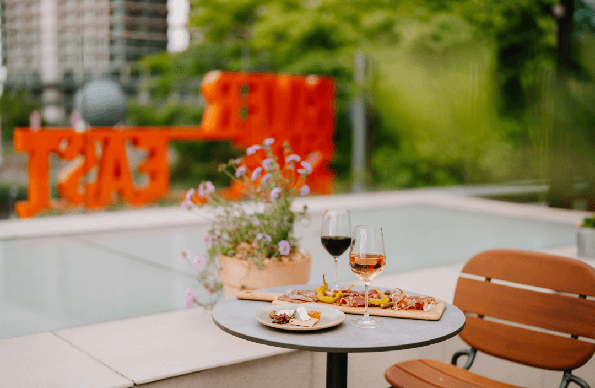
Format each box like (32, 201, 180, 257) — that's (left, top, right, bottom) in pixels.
(74, 79, 127, 127)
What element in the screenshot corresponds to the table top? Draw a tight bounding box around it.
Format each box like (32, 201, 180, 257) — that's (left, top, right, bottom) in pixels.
(212, 284, 466, 353)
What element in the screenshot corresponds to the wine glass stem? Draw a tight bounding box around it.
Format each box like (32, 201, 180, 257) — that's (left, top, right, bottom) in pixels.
(363, 282, 370, 320)
(333, 256, 339, 289)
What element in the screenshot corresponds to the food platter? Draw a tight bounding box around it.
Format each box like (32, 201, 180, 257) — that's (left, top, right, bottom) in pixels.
(238, 290, 447, 321)
(255, 303, 345, 331)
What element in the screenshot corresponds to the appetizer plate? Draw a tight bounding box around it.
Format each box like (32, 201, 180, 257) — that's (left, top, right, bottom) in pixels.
(255, 303, 345, 331)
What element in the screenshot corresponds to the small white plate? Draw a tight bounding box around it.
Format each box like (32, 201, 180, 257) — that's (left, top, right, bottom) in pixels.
(255, 303, 346, 331)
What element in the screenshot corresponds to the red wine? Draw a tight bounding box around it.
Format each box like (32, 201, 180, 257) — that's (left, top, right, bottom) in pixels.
(321, 236, 352, 257)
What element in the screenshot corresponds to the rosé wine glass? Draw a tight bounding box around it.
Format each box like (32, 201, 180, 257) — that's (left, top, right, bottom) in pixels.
(349, 225, 386, 328)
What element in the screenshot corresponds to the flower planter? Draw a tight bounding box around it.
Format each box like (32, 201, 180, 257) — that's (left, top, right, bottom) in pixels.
(219, 250, 312, 298)
(578, 228, 595, 258)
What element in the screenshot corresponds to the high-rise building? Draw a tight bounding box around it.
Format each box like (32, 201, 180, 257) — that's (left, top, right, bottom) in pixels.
(0, 0, 168, 124)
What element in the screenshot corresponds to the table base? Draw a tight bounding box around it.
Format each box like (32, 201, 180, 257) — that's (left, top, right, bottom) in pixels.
(327, 352, 348, 388)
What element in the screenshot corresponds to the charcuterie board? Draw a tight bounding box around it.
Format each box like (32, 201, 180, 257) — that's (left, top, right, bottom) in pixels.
(236, 290, 446, 321)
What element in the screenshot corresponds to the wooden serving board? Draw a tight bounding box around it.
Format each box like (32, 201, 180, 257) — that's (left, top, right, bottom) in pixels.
(236, 290, 446, 321)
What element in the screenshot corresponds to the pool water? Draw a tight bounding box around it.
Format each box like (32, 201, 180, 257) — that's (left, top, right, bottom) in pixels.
(0, 205, 577, 339)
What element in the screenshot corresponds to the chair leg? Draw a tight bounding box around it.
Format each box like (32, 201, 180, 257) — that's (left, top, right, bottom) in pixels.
(451, 348, 477, 370)
(560, 370, 591, 388)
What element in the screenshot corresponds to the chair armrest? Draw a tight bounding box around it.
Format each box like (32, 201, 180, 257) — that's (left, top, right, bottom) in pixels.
(561, 371, 590, 388)
(451, 348, 477, 370)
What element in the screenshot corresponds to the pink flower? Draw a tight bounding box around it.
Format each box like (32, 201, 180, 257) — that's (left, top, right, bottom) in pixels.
(205, 181, 215, 194)
(256, 233, 264, 240)
(181, 200, 193, 210)
(198, 183, 206, 198)
(185, 188, 195, 202)
(265, 234, 272, 242)
(286, 154, 301, 163)
(270, 187, 282, 200)
(185, 288, 196, 309)
(201, 234, 211, 244)
(263, 138, 275, 146)
(262, 158, 274, 170)
(251, 167, 262, 181)
(261, 173, 271, 184)
(300, 161, 313, 173)
(235, 165, 247, 178)
(192, 254, 206, 269)
(234, 158, 242, 165)
(179, 250, 191, 262)
(300, 185, 310, 196)
(246, 145, 261, 155)
(278, 240, 290, 256)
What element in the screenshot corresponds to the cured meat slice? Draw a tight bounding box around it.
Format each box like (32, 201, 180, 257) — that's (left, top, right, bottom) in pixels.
(390, 294, 436, 311)
(277, 290, 318, 303)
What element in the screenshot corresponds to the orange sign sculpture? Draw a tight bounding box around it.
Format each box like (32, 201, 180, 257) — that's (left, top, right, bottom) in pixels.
(13, 71, 336, 218)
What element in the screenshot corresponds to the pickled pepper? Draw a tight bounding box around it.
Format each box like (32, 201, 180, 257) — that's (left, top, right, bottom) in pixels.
(369, 288, 390, 306)
(316, 274, 343, 303)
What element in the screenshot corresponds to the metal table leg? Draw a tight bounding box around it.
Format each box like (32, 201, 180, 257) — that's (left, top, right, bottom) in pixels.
(327, 352, 348, 388)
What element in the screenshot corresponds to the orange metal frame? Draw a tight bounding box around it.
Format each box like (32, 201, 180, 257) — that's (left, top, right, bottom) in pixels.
(13, 71, 336, 218)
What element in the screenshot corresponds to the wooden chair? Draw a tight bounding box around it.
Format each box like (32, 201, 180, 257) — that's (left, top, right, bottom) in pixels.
(385, 249, 595, 388)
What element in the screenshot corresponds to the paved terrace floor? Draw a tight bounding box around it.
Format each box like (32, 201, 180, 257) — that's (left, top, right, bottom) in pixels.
(0, 189, 594, 387)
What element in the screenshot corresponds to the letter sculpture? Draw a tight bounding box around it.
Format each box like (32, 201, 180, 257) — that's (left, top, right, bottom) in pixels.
(13, 71, 336, 218)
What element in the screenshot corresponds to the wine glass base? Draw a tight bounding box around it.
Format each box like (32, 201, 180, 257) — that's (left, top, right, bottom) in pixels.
(349, 317, 383, 328)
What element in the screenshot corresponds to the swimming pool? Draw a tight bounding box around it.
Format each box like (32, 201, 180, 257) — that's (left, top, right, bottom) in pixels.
(0, 193, 581, 339)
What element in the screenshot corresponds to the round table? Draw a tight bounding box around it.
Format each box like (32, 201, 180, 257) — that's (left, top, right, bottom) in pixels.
(212, 284, 466, 388)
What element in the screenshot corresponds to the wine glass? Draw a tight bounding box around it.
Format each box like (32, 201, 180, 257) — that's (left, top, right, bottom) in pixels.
(320, 209, 352, 290)
(349, 225, 386, 328)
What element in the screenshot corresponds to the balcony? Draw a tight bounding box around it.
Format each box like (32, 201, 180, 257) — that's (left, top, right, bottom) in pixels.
(1, 190, 594, 387)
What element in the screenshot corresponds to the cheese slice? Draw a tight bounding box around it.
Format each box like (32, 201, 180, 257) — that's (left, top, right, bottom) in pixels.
(289, 318, 318, 327)
(293, 306, 310, 321)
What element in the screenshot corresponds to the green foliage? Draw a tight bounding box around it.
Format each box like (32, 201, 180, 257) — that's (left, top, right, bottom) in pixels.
(0, 89, 42, 141)
(459, 0, 558, 117)
(582, 215, 595, 228)
(370, 15, 518, 187)
(131, 0, 581, 193)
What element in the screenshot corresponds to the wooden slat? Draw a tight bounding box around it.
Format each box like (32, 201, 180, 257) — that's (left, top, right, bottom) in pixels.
(462, 250, 595, 296)
(398, 360, 489, 388)
(385, 364, 441, 388)
(453, 277, 595, 338)
(459, 316, 595, 370)
(386, 360, 521, 388)
(420, 360, 520, 388)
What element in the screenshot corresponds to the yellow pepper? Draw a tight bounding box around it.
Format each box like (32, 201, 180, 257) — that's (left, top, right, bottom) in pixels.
(316, 274, 343, 304)
(369, 288, 390, 306)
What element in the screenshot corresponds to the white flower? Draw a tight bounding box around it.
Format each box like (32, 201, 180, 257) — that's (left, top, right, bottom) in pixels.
(263, 138, 275, 146)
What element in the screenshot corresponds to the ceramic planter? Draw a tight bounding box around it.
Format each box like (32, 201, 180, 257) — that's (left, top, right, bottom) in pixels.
(219, 250, 312, 298)
(577, 228, 595, 258)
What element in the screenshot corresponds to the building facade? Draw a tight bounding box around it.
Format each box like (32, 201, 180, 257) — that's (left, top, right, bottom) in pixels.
(0, 0, 167, 124)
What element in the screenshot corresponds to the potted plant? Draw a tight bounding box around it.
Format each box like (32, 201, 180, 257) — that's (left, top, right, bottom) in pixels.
(578, 215, 595, 258)
(180, 138, 313, 305)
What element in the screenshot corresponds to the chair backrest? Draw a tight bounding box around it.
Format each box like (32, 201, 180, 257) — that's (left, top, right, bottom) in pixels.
(453, 249, 595, 371)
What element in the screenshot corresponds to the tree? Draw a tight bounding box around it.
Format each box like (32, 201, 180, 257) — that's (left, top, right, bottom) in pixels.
(0, 89, 42, 141)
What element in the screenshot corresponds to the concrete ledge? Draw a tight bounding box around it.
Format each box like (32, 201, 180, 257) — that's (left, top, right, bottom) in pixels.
(1, 190, 589, 240)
